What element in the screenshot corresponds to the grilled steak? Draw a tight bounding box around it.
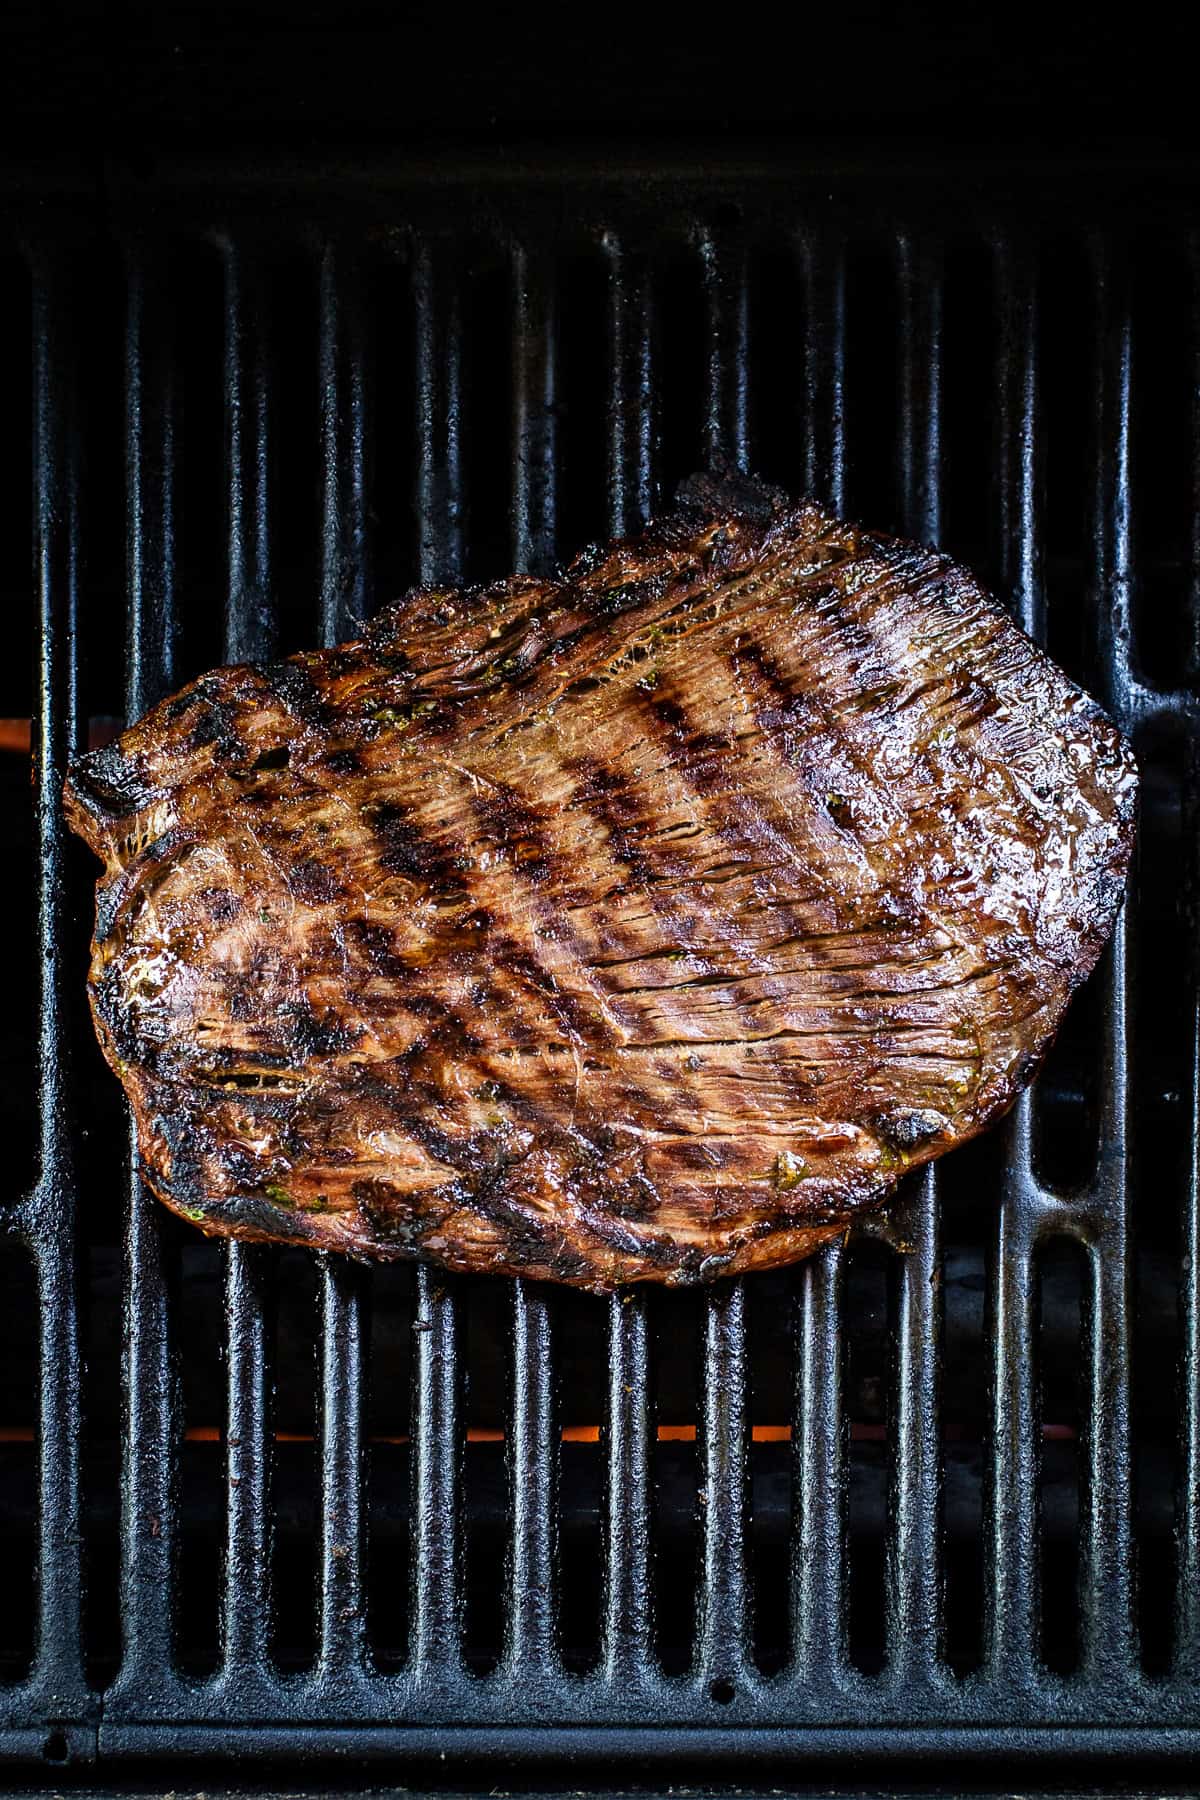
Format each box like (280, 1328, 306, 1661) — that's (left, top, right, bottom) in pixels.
(64, 474, 1137, 1290)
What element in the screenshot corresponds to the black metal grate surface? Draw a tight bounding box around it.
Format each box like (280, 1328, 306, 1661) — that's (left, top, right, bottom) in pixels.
(2, 151, 1199, 1776)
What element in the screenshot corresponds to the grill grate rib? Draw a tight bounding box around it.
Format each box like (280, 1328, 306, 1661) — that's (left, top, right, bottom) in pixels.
(791, 1243, 849, 1689)
(982, 232, 1044, 1691)
(1177, 230, 1200, 1684)
(885, 238, 946, 1693)
(223, 248, 275, 666)
(1178, 1009, 1200, 1681)
(1079, 239, 1138, 1686)
(29, 255, 87, 1721)
(218, 246, 278, 1693)
(984, 1102, 1041, 1687)
(410, 1265, 464, 1679)
(315, 1258, 368, 1679)
(319, 242, 371, 646)
(604, 236, 656, 537)
(700, 231, 749, 473)
(599, 330, 657, 1686)
(414, 242, 465, 590)
(221, 1244, 273, 1676)
(1080, 923, 1138, 1685)
(511, 245, 558, 578)
(6, 159, 1200, 1774)
(885, 1171, 945, 1689)
(504, 1283, 559, 1680)
(798, 232, 847, 515)
(602, 1292, 654, 1684)
(109, 250, 184, 1720)
(695, 1280, 751, 1695)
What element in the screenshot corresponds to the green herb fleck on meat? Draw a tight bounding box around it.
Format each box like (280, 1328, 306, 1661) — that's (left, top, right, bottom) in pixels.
(773, 1150, 809, 1191)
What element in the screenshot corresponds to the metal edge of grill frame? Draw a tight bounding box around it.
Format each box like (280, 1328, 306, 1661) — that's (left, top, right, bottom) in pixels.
(2, 147, 1198, 1779)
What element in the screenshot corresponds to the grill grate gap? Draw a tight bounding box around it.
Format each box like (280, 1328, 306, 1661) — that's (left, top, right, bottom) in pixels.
(176, 1236, 225, 1676)
(367, 248, 418, 609)
(261, 246, 322, 657)
(364, 1259, 414, 1672)
(844, 1236, 890, 1675)
(459, 245, 514, 587)
(169, 240, 227, 688)
(1129, 232, 1194, 690)
(461, 1277, 507, 1672)
(1041, 234, 1094, 693)
(748, 1268, 792, 1677)
(82, 1238, 122, 1690)
(554, 243, 611, 562)
(1037, 1236, 1085, 1675)
(0, 250, 33, 722)
(1131, 725, 1195, 1220)
(1033, 959, 1105, 1193)
(1131, 721, 1193, 1673)
(940, 235, 998, 582)
(652, 1285, 702, 1676)
(557, 1292, 606, 1675)
(0, 1244, 37, 1680)
(654, 239, 708, 500)
(269, 1247, 319, 1672)
(939, 1138, 994, 1677)
(841, 238, 900, 526)
(744, 239, 804, 492)
(2, 249, 34, 1201)
(2, 742, 36, 1202)
(1176, 917, 1200, 1687)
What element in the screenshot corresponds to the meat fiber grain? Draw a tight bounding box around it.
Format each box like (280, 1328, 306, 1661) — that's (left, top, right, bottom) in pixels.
(64, 475, 1137, 1289)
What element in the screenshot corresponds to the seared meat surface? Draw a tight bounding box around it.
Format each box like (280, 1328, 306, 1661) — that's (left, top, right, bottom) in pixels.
(64, 475, 1137, 1290)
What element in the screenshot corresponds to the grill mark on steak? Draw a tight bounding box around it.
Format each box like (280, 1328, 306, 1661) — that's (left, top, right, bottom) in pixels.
(64, 475, 1138, 1290)
(622, 675, 847, 968)
(569, 756, 658, 891)
(367, 801, 458, 883)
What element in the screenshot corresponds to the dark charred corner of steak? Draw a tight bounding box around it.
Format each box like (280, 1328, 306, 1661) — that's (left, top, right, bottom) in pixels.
(63, 475, 1138, 1292)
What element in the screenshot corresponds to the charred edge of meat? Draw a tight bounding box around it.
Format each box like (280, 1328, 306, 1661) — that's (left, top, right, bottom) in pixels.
(352, 1178, 441, 1251)
(674, 464, 790, 523)
(875, 1107, 951, 1153)
(66, 740, 158, 829)
(181, 696, 247, 761)
(91, 827, 196, 944)
(144, 1163, 334, 1247)
(260, 658, 335, 730)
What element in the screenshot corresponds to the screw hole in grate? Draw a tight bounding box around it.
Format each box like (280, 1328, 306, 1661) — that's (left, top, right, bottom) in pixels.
(41, 1730, 68, 1763)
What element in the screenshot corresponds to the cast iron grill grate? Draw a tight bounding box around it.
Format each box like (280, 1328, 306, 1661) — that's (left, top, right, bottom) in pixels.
(1, 153, 1198, 1774)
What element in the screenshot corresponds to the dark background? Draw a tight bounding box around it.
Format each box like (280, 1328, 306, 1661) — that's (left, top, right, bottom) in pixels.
(0, 2, 1195, 156)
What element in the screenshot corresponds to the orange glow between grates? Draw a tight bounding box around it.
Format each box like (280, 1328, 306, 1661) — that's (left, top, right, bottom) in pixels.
(0, 1423, 1079, 1444)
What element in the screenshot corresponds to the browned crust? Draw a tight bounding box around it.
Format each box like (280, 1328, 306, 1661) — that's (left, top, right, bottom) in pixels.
(64, 476, 1139, 1291)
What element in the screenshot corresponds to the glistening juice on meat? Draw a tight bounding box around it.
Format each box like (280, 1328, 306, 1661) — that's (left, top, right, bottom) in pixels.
(63, 474, 1138, 1290)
